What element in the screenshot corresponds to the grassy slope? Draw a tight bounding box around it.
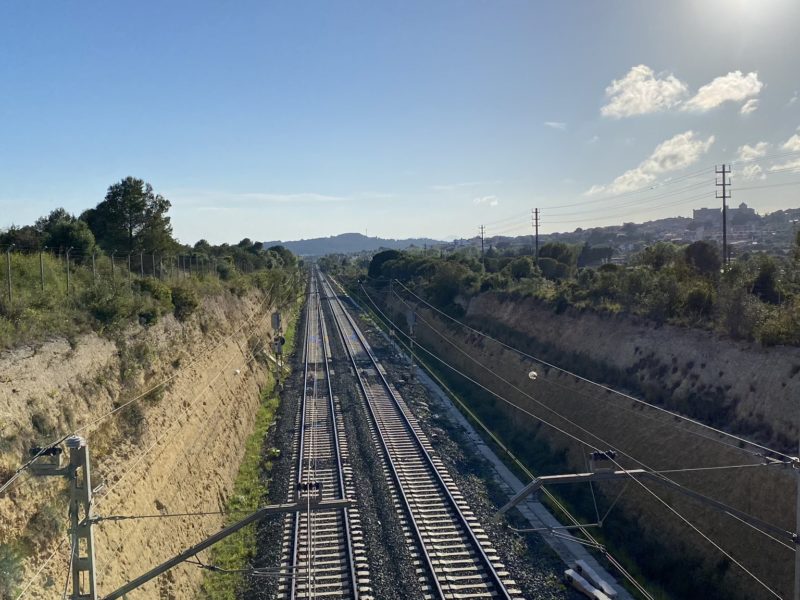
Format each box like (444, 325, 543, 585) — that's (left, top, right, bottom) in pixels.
(200, 298, 302, 599)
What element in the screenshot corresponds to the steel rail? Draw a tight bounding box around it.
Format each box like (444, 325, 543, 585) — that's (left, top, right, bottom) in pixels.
(288, 273, 359, 600)
(288, 275, 313, 600)
(320, 271, 513, 600)
(318, 275, 360, 599)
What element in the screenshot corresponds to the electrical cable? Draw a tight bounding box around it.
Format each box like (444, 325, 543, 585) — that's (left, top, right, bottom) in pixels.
(393, 279, 796, 462)
(349, 280, 657, 599)
(357, 282, 791, 597)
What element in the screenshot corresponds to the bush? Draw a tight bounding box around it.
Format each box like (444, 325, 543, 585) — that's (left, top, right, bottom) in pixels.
(684, 284, 714, 318)
(171, 285, 199, 321)
(0, 544, 23, 598)
(23, 503, 63, 553)
(138, 277, 173, 306)
(82, 284, 136, 326)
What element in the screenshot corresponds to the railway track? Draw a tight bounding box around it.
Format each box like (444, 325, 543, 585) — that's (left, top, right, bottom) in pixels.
(319, 271, 522, 600)
(278, 274, 370, 599)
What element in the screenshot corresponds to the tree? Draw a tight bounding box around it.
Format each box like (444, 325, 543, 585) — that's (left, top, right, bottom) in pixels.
(0, 225, 43, 249)
(751, 256, 781, 304)
(83, 177, 176, 254)
(685, 241, 721, 277)
(266, 245, 296, 268)
(368, 249, 401, 279)
(509, 256, 533, 280)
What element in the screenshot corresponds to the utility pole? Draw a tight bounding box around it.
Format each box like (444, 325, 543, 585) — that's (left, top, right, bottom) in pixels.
(716, 165, 731, 266)
(532, 208, 540, 264)
(479, 225, 486, 270)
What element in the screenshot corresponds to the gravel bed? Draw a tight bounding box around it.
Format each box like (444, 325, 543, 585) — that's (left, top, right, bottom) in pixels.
(353, 311, 581, 600)
(326, 299, 426, 599)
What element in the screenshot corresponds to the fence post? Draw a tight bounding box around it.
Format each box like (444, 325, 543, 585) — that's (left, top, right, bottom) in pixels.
(152, 253, 156, 278)
(92, 252, 97, 285)
(5, 244, 14, 306)
(66, 247, 73, 295)
(40, 246, 46, 292)
(111, 250, 117, 289)
(127, 252, 133, 287)
(139, 251, 144, 278)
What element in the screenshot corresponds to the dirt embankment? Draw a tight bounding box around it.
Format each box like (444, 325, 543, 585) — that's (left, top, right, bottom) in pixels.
(469, 293, 800, 450)
(385, 291, 797, 600)
(1, 288, 284, 599)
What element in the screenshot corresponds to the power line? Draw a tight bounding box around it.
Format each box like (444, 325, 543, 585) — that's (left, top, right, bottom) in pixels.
(393, 280, 794, 462)
(358, 283, 788, 597)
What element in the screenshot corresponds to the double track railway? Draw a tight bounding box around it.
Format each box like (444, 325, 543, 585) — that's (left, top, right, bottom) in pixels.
(277, 269, 521, 599)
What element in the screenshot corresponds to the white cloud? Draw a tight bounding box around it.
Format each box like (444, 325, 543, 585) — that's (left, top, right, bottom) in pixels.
(782, 131, 800, 152)
(740, 163, 765, 180)
(740, 98, 759, 115)
(586, 131, 714, 195)
(736, 141, 768, 181)
(683, 71, 763, 112)
(601, 65, 688, 118)
(544, 121, 567, 130)
(769, 158, 800, 173)
(788, 91, 799, 106)
(473, 195, 499, 207)
(586, 135, 600, 144)
(736, 141, 769, 162)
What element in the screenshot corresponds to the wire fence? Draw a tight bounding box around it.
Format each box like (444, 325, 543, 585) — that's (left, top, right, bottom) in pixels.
(0, 247, 259, 311)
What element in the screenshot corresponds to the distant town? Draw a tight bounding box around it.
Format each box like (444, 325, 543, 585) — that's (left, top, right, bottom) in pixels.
(482, 203, 800, 262)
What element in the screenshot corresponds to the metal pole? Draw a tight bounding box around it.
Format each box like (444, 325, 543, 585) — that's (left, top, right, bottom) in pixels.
(152, 253, 156, 278)
(102, 499, 350, 600)
(5, 244, 14, 306)
(139, 251, 144, 278)
(92, 252, 96, 285)
(40, 246, 46, 292)
(794, 434, 800, 600)
(66, 247, 73, 295)
(67, 436, 97, 600)
(127, 252, 132, 287)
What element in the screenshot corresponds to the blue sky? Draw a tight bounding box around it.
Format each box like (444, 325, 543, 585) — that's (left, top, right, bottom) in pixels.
(1, 0, 799, 244)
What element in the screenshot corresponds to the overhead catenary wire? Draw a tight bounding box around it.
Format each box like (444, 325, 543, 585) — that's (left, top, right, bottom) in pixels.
(356, 281, 790, 598)
(393, 279, 796, 463)
(385, 282, 797, 554)
(351, 280, 658, 599)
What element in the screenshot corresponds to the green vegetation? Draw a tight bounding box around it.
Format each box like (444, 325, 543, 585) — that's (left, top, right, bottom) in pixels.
(0, 543, 23, 600)
(201, 301, 301, 599)
(0, 176, 302, 350)
(351, 235, 800, 346)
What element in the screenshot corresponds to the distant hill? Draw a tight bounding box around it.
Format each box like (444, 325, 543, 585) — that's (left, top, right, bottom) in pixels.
(263, 232, 444, 256)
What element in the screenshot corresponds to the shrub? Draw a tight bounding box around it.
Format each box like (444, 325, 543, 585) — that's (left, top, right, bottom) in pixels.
(0, 544, 23, 598)
(23, 503, 64, 553)
(171, 285, 199, 321)
(138, 277, 173, 306)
